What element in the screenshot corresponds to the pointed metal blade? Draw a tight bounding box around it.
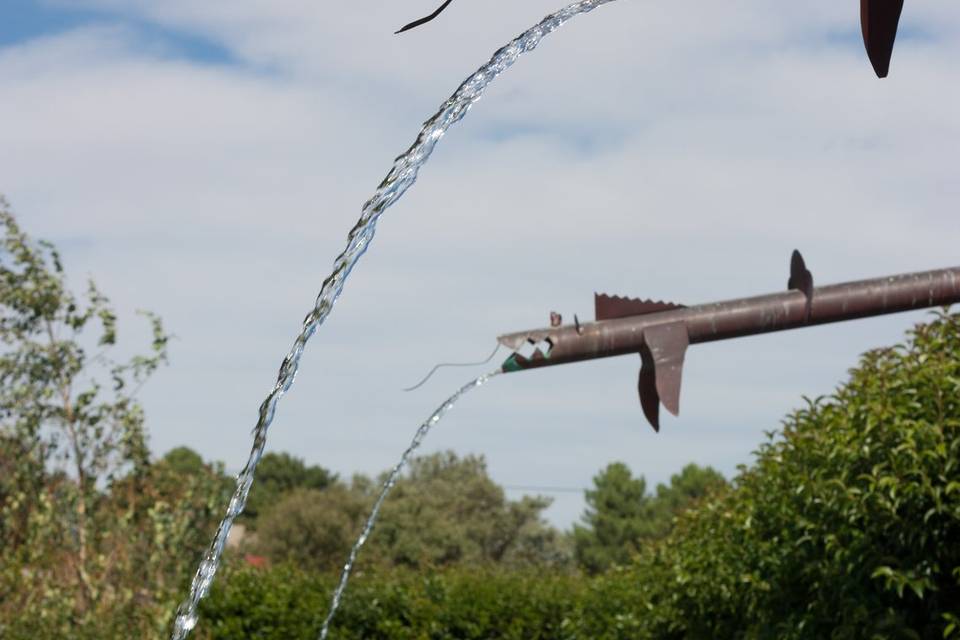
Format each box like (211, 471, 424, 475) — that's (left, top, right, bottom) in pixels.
(638, 346, 660, 432)
(861, 0, 905, 78)
(643, 322, 689, 417)
(788, 250, 814, 322)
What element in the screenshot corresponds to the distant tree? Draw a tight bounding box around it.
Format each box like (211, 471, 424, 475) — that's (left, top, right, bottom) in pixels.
(572, 462, 651, 573)
(242, 451, 336, 524)
(371, 452, 566, 569)
(646, 463, 727, 539)
(573, 461, 726, 573)
(149, 446, 233, 510)
(250, 486, 369, 573)
(251, 451, 567, 572)
(162, 446, 206, 476)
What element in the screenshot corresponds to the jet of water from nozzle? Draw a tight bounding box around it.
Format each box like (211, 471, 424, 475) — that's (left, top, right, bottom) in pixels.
(170, 2, 618, 637)
(318, 371, 499, 639)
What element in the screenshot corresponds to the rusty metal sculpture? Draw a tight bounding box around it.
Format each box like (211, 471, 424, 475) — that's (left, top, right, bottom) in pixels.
(398, 0, 904, 78)
(497, 252, 960, 431)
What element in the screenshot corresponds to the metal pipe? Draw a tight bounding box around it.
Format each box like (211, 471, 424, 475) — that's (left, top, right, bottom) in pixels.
(496, 252, 960, 430)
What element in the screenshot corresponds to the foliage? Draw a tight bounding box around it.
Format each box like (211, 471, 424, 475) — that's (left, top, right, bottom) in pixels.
(573, 462, 650, 573)
(368, 451, 568, 569)
(0, 199, 229, 637)
(573, 462, 726, 573)
(197, 563, 589, 640)
(651, 463, 727, 521)
(625, 309, 960, 638)
(251, 451, 569, 572)
(250, 485, 369, 572)
(242, 451, 336, 525)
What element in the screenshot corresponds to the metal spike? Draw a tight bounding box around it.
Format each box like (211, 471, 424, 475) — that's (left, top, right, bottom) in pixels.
(861, 0, 905, 78)
(638, 346, 660, 432)
(644, 322, 688, 418)
(788, 250, 814, 322)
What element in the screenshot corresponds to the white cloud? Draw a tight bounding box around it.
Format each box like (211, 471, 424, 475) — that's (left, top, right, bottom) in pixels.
(2, 0, 959, 527)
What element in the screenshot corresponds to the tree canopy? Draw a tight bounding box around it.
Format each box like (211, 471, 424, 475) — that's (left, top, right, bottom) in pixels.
(573, 461, 726, 573)
(242, 451, 336, 524)
(251, 451, 568, 572)
(0, 198, 229, 637)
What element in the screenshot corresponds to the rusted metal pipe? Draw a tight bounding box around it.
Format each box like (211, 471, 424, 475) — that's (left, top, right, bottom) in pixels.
(497, 252, 960, 431)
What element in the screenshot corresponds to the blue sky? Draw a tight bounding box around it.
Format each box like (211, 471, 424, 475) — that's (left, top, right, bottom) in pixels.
(2, 0, 233, 62)
(1, 0, 958, 528)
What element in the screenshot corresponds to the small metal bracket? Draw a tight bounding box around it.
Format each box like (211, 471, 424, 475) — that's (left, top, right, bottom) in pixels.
(788, 250, 814, 322)
(637, 321, 689, 432)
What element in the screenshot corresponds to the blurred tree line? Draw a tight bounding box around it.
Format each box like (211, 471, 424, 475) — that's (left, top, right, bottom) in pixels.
(238, 450, 722, 575)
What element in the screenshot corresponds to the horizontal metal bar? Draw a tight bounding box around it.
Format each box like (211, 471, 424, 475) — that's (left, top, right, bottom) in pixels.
(498, 265, 960, 372)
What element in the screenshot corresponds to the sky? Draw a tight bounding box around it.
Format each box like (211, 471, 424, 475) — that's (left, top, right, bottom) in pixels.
(1, 0, 958, 528)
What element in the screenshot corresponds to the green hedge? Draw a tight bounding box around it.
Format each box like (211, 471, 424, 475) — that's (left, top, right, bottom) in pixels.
(197, 566, 588, 640)
(630, 310, 960, 639)
(198, 311, 960, 639)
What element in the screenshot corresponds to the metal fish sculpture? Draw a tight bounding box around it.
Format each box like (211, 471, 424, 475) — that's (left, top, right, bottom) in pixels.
(496, 251, 960, 431)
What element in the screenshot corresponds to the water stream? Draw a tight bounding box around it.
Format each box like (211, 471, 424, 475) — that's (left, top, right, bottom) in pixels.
(171, 1, 618, 637)
(318, 372, 499, 639)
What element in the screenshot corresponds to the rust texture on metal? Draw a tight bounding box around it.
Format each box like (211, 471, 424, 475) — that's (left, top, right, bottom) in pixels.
(498, 251, 960, 430)
(861, 0, 905, 78)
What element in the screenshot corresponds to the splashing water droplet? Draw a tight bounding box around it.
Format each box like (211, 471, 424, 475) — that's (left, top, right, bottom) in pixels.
(170, 1, 618, 637)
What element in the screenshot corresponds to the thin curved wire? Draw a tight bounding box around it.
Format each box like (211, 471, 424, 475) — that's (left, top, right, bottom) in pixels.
(170, 1, 619, 637)
(402, 342, 501, 391)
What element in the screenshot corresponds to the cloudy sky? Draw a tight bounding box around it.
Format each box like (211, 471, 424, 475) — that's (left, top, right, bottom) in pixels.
(2, 0, 958, 527)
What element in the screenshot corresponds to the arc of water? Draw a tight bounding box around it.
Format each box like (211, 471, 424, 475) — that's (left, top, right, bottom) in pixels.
(318, 372, 499, 639)
(171, 1, 618, 637)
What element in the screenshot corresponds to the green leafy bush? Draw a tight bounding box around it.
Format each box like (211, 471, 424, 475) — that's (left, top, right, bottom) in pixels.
(198, 564, 588, 640)
(0, 199, 230, 637)
(629, 309, 960, 639)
